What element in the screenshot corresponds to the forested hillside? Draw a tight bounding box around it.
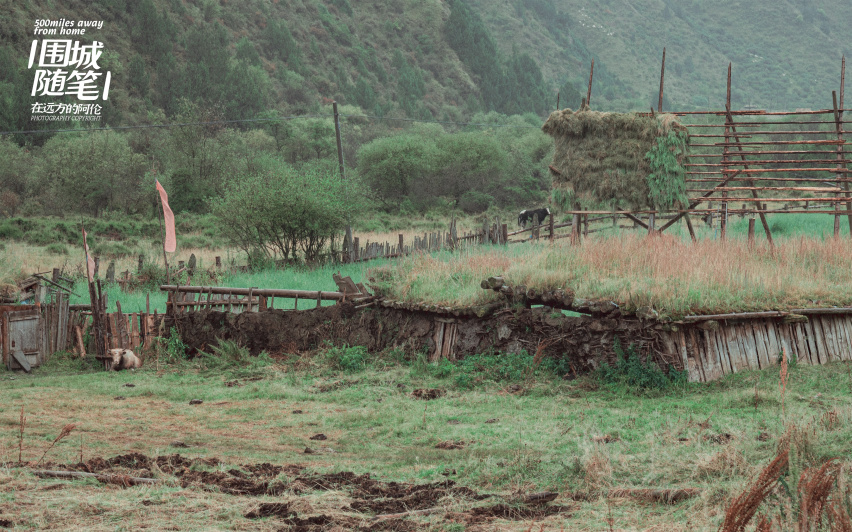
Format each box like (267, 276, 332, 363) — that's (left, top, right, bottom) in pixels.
(2, 0, 847, 131)
(0, 0, 848, 227)
(472, 0, 851, 111)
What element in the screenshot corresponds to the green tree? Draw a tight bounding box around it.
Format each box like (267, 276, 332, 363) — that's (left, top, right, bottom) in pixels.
(223, 61, 270, 120)
(357, 135, 436, 208)
(210, 160, 361, 263)
(127, 54, 150, 97)
(261, 20, 301, 67)
(133, 0, 175, 59)
(37, 132, 147, 216)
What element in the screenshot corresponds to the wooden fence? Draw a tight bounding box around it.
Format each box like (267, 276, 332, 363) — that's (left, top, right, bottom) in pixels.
(670, 309, 852, 382)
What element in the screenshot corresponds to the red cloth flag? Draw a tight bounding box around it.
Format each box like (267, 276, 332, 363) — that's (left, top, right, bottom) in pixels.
(156, 180, 176, 253)
(82, 226, 95, 282)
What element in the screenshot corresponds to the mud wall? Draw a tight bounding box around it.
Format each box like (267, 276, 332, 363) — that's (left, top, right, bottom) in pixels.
(172, 304, 679, 375)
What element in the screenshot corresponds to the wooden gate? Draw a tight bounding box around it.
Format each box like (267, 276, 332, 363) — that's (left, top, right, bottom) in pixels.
(2, 307, 44, 371)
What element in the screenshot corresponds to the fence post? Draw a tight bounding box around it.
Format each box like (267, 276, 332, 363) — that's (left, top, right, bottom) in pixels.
(748, 218, 756, 247)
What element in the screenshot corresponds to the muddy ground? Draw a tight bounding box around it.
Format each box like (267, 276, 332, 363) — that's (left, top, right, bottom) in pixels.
(173, 303, 679, 375)
(18, 453, 573, 530)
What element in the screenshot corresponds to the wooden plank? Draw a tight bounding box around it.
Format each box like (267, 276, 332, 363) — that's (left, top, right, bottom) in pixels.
(827, 316, 846, 361)
(839, 316, 852, 361)
(131, 314, 140, 349)
(810, 316, 829, 364)
(739, 322, 759, 370)
(721, 325, 742, 373)
(825, 316, 843, 362)
(792, 323, 810, 365)
(817, 316, 837, 363)
(715, 328, 732, 375)
(733, 323, 753, 372)
(803, 318, 821, 365)
(746, 321, 766, 369)
(757, 320, 775, 368)
(764, 320, 782, 366)
(702, 330, 722, 381)
(676, 331, 697, 382)
(834, 316, 852, 361)
(11, 346, 31, 372)
(777, 323, 793, 363)
(686, 329, 706, 382)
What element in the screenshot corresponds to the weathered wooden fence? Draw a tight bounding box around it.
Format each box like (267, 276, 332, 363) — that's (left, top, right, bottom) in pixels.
(670, 309, 852, 382)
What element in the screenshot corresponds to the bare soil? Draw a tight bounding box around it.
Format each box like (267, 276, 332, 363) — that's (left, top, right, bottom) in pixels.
(13, 453, 575, 529)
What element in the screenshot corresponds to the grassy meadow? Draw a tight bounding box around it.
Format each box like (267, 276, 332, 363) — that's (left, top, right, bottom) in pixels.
(4, 212, 852, 317)
(0, 344, 851, 530)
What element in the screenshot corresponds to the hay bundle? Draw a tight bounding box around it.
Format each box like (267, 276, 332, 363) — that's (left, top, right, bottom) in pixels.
(542, 107, 690, 210)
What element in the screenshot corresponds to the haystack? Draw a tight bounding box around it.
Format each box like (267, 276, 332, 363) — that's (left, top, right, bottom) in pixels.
(542, 107, 690, 210)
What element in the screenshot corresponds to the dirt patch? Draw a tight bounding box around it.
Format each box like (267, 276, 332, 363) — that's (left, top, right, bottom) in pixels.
(38, 454, 490, 517)
(411, 389, 445, 400)
(244, 502, 295, 519)
(446, 504, 573, 524)
(435, 440, 467, 450)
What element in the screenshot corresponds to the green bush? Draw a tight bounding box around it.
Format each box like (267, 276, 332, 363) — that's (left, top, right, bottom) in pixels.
(45, 243, 68, 255)
(453, 349, 543, 388)
(598, 339, 687, 392)
(324, 344, 368, 372)
(198, 338, 272, 377)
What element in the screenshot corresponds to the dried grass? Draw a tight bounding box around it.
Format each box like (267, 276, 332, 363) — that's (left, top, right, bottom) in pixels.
(541, 107, 688, 210)
(374, 234, 852, 315)
(36, 423, 76, 466)
(798, 459, 842, 531)
(697, 447, 748, 480)
(607, 488, 700, 504)
(718, 449, 788, 532)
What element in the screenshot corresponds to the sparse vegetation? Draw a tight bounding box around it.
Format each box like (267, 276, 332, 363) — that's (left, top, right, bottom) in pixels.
(0, 343, 850, 530)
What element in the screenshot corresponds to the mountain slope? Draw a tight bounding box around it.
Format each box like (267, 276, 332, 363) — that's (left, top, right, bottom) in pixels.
(473, 0, 850, 111)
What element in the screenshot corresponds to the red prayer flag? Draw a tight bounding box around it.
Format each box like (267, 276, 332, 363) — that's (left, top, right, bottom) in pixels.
(156, 180, 176, 253)
(82, 226, 95, 283)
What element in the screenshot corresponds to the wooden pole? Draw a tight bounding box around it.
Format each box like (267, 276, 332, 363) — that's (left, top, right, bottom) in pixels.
(748, 218, 756, 247)
(658, 48, 666, 112)
(841, 56, 851, 237)
(333, 101, 345, 180)
(683, 213, 697, 242)
(724, 64, 774, 249)
(586, 60, 594, 107)
(556, 91, 560, 110)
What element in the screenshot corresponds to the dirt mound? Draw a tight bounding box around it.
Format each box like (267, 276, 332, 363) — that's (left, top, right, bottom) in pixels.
(244, 502, 295, 519)
(42, 453, 575, 528)
(174, 305, 678, 380)
(411, 388, 444, 400)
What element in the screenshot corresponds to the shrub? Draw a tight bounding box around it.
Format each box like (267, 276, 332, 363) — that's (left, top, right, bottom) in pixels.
(45, 243, 68, 255)
(323, 344, 368, 372)
(199, 339, 272, 377)
(453, 349, 544, 388)
(210, 161, 362, 263)
(597, 339, 687, 392)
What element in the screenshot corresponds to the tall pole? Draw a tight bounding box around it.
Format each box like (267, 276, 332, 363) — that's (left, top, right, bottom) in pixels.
(840, 57, 851, 237)
(586, 60, 594, 108)
(658, 48, 666, 112)
(333, 101, 345, 180)
(333, 100, 351, 262)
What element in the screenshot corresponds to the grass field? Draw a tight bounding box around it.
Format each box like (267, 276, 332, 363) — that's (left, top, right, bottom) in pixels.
(6, 212, 852, 316)
(0, 345, 850, 530)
